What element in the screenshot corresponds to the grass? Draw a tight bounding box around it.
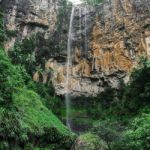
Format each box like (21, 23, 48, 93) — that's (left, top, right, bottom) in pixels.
(0, 41, 75, 149)
(13, 88, 71, 135)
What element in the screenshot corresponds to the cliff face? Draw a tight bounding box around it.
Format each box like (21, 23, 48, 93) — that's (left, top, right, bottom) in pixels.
(1, 0, 64, 50)
(50, 0, 150, 96)
(2, 0, 150, 97)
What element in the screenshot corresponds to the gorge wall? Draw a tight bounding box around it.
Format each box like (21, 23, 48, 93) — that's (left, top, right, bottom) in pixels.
(51, 0, 150, 96)
(1, 0, 63, 49)
(2, 0, 150, 97)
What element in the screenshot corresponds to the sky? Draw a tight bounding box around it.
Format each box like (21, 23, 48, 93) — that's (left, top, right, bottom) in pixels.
(68, 0, 83, 5)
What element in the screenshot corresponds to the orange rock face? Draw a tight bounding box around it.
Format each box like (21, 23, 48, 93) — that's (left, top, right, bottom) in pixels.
(33, 0, 150, 96)
(90, 24, 133, 73)
(89, 1, 149, 74)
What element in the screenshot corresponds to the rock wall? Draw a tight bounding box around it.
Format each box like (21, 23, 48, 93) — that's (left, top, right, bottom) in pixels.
(1, 0, 64, 50)
(48, 0, 150, 96)
(1, 0, 150, 97)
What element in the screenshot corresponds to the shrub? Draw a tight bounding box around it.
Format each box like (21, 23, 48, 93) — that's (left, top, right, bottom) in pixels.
(121, 58, 150, 114)
(0, 48, 24, 105)
(9, 37, 36, 75)
(112, 108, 150, 150)
(0, 11, 6, 47)
(73, 133, 108, 150)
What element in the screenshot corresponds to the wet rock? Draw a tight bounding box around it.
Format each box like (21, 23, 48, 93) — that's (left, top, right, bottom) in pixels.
(2, 0, 150, 97)
(71, 133, 108, 150)
(51, 0, 150, 97)
(2, 0, 62, 50)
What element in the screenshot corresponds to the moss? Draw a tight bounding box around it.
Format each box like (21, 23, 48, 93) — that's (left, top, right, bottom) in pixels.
(74, 133, 108, 150)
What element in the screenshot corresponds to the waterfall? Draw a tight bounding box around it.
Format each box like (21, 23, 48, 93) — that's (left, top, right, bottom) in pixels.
(79, 7, 82, 36)
(84, 6, 88, 55)
(79, 7, 82, 49)
(65, 6, 75, 130)
(65, 5, 90, 131)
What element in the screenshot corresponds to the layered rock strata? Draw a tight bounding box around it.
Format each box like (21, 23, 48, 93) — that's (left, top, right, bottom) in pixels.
(1, 0, 62, 50)
(48, 0, 150, 96)
(2, 0, 150, 96)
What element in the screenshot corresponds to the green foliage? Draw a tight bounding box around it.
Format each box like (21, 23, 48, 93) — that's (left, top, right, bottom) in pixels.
(1, 1, 149, 149)
(27, 81, 55, 98)
(0, 11, 6, 47)
(0, 88, 74, 150)
(27, 81, 64, 118)
(70, 87, 115, 122)
(88, 57, 150, 118)
(9, 33, 53, 75)
(9, 36, 37, 75)
(0, 48, 24, 105)
(95, 87, 115, 109)
(74, 133, 108, 150)
(121, 57, 150, 114)
(8, 28, 64, 121)
(13, 88, 69, 134)
(112, 108, 150, 150)
(0, 47, 74, 149)
(88, 57, 150, 149)
(9, 32, 66, 77)
(92, 120, 123, 146)
(68, 57, 150, 149)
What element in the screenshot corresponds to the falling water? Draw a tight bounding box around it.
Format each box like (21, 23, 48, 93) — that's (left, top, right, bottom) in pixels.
(84, 6, 88, 55)
(79, 7, 82, 49)
(65, 6, 75, 130)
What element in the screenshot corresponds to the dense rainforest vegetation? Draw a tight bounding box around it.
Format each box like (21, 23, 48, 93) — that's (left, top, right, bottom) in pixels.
(0, 10, 75, 150)
(69, 57, 150, 150)
(0, 0, 150, 149)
